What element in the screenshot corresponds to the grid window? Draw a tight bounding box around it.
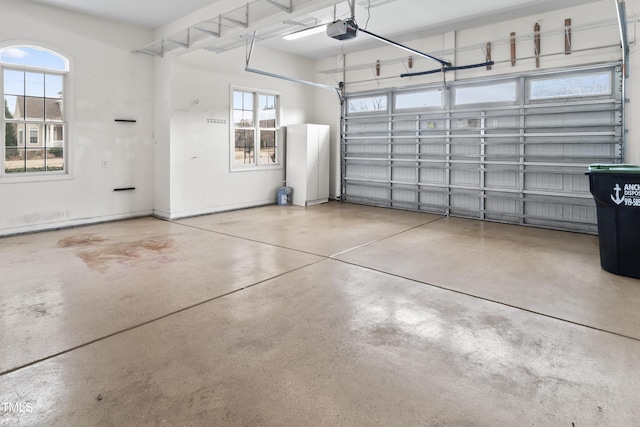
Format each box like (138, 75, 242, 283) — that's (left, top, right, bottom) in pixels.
(232, 89, 280, 169)
(2, 46, 67, 175)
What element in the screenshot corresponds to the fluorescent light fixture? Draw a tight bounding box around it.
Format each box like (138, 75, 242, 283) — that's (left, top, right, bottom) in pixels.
(283, 24, 327, 41)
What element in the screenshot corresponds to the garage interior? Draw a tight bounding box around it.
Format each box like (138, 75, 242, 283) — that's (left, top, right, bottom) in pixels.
(1, 0, 640, 425)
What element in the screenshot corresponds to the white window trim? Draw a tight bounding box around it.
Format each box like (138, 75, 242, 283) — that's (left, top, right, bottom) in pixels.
(229, 85, 282, 172)
(29, 126, 39, 144)
(0, 42, 73, 183)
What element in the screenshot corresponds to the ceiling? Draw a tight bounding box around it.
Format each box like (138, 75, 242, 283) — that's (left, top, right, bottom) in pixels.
(27, 0, 221, 29)
(26, 0, 605, 60)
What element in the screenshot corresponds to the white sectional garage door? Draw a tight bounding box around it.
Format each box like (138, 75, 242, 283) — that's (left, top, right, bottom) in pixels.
(341, 65, 623, 233)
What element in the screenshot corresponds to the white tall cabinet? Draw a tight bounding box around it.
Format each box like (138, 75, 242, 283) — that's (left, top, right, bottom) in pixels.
(286, 124, 330, 207)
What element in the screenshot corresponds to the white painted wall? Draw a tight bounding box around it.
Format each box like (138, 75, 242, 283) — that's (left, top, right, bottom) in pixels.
(160, 46, 318, 219)
(0, 0, 322, 232)
(153, 57, 172, 219)
(0, 0, 155, 236)
(314, 58, 343, 200)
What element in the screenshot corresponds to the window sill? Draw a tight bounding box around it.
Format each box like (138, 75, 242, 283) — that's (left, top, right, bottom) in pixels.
(230, 164, 283, 173)
(0, 172, 72, 184)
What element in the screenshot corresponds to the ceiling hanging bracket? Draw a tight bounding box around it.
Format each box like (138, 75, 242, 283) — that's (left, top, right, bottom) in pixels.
(136, 48, 163, 58)
(246, 31, 257, 67)
(193, 18, 222, 38)
(192, 26, 220, 37)
(165, 38, 189, 49)
(223, 3, 249, 28)
(133, 39, 166, 57)
(264, 0, 293, 14)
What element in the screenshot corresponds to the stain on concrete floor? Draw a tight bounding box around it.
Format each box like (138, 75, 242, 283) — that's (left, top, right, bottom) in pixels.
(58, 234, 176, 273)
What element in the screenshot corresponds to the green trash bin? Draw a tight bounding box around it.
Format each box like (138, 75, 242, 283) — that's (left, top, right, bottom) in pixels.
(587, 164, 640, 279)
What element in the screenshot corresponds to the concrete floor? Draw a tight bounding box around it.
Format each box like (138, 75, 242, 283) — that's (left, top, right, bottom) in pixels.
(1, 202, 639, 426)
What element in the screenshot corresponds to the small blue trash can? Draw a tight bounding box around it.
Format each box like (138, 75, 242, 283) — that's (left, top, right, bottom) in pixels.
(277, 186, 292, 206)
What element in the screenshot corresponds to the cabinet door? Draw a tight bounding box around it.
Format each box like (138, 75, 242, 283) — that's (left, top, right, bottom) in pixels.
(317, 125, 330, 199)
(287, 124, 308, 206)
(306, 126, 319, 201)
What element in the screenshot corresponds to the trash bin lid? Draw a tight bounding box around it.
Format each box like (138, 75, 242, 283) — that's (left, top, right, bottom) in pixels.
(588, 164, 640, 173)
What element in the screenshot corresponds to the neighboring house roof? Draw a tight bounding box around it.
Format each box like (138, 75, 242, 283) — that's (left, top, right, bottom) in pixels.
(12, 96, 63, 121)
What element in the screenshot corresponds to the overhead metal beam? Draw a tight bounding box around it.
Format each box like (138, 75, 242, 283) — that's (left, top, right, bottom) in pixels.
(400, 61, 494, 78)
(245, 67, 342, 100)
(357, 27, 451, 67)
(243, 31, 341, 100)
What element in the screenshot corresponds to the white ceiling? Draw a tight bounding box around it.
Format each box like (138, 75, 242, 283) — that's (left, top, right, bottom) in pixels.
(261, 0, 604, 59)
(27, 0, 221, 29)
(25, 0, 605, 59)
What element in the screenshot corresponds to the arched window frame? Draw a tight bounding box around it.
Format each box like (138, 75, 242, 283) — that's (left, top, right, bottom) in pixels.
(1, 44, 71, 181)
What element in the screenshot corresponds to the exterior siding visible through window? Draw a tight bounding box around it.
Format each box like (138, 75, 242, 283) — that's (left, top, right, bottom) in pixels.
(1, 45, 67, 176)
(231, 88, 280, 170)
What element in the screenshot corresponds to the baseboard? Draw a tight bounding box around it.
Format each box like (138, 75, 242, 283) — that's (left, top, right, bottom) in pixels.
(0, 200, 281, 237)
(152, 209, 171, 220)
(0, 210, 154, 237)
(165, 199, 276, 220)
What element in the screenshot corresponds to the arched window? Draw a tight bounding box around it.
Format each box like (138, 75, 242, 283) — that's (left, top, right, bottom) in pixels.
(1, 46, 68, 176)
